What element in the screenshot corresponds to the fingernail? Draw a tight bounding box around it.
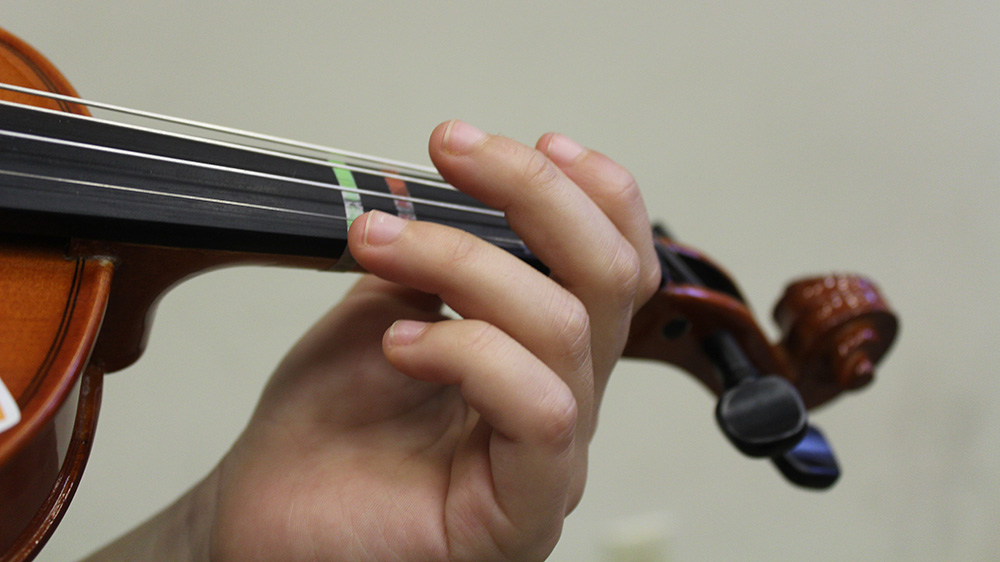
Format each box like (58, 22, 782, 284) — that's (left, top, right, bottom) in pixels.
(387, 320, 428, 346)
(362, 210, 407, 246)
(442, 120, 487, 155)
(544, 133, 585, 166)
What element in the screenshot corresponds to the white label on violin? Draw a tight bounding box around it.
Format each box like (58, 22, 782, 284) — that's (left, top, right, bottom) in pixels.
(0, 376, 20, 434)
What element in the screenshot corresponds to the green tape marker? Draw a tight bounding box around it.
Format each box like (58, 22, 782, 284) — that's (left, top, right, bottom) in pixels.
(333, 164, 364, 226)
(332, 163, 363, 270)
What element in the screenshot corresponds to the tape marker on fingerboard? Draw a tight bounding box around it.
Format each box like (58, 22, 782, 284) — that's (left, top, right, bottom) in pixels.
(385, 175, 417, 221)
(331, 163, 365, 271)
(0, 375, 21, 435)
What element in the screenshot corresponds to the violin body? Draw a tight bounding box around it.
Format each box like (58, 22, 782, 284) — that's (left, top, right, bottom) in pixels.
(0, 26, 898, 562)
(0, 29, 110, 561)
(0, 30, 347, 558)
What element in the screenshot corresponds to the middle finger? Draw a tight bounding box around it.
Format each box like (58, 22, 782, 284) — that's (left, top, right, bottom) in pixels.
(349, 211, 596, 425)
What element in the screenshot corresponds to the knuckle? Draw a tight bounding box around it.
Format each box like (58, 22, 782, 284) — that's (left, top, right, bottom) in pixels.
(584, 152, 642, 202)
(440, 229, 483, 271)
(639, 255, 663, 304)
(536, 383, 579, 449)
(603, 240, 642, 302)
(565, 463, 588, 513)
(458, 319, 505, 356)
(551, 291, 592, 358)
(521, 148, 563, 192)
(605, 167, 643, 204)
(548, 292, 596, 406)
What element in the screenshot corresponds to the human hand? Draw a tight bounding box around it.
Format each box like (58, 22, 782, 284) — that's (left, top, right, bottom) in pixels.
(106, 121, 661, 562)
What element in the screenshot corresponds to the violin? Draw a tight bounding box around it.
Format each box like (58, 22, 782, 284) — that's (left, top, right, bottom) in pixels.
(0, 26, 898, 562)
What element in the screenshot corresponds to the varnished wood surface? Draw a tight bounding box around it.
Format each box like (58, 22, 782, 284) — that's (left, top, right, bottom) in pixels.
(0, 26, 110, 562)
(623, 240, 897, 409)
(0, 241, 111, 460)
(624, 240, 790, 399)
(0, 27, 87, 116)
(77, 241, 338, 374)
(0, 367, 102, 562)
(0, 243, 111, 559)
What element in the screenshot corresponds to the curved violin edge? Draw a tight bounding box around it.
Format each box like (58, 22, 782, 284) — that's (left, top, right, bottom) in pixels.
(0, 245, 111, 560)
(0, 26, 109, 561)
(0, 26, 88, 116)
(0, 243, 339, 559)
(0, 243, 111, 463)
(81, 241, 340, 374)
(1, 366, 103, 562)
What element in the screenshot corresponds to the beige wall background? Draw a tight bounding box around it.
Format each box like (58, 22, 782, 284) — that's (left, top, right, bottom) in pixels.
(5, 2, 998, 560)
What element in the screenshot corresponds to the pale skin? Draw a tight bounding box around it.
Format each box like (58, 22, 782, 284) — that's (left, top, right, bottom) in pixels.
(83, 120, 661, 562)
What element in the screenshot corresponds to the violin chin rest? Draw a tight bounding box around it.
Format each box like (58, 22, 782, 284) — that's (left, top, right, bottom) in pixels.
(715, 375, 808, 458)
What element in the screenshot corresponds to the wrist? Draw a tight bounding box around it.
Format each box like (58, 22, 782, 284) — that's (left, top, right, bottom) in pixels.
(180, 468, 219, 562)
(80, 468, 218, 562)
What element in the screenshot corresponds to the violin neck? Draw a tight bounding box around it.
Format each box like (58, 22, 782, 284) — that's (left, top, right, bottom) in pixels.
(0, 101, 534, 267)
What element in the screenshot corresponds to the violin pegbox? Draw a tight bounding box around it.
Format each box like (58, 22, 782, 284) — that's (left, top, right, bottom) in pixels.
(623, 231, 899, 488)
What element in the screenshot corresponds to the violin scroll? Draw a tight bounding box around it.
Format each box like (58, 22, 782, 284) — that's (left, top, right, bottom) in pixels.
(774, 274, 898, 404)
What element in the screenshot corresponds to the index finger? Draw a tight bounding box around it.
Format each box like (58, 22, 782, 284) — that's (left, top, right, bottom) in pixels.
(428, 121, 656, 388)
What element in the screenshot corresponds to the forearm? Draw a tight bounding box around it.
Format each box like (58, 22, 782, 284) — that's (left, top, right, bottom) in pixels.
(79, 470, 217, 562)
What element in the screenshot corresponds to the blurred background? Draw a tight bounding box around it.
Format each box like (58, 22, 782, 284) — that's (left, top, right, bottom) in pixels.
(5, 2, 998, 560)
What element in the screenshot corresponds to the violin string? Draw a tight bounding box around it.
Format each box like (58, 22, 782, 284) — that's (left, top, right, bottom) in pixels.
(0, 168, 345, 220)
(0, 167, 526, 248)
(0, 120, 505, 219)
(0, 82, 525, 246)
(0, 99, 456, 192)
(0, 82, 440, 179)
(0, 101, 502, 221)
